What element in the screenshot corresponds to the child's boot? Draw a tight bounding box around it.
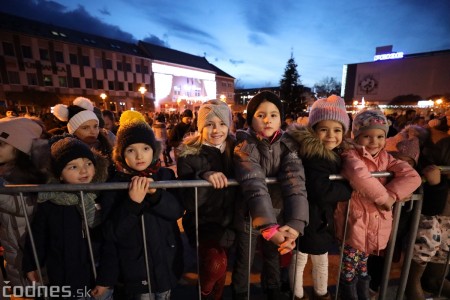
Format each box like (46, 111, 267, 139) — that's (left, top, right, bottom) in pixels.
(421, 262, 450, 298)
(339, 278, 358, 300)
(405, 260, 426, 300)
(357, 276, 371, 300)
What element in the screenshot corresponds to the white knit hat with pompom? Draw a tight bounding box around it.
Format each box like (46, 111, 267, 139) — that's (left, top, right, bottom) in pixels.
(53, 97, 98, 134)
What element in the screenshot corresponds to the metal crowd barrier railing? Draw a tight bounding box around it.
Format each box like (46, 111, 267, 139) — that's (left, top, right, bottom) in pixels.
(0, 168, 449, 300)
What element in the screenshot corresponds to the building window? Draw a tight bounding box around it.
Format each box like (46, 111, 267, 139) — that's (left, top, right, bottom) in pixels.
(128, 83, 133, 91)
(55, 51, 64, 63)
(82, 55, 90, 67)
(2, 42, 14, 56)
(7, 71, 20, 84)
(43, 75, 53, 86)
(85, 78, 93, 89)
(104, 59, 112, 69)
(72, 77, 80, 88)
(59, 76, 67, 87)
(69, 53, 78, 64)
(108, 81, 114, 90)
(97, 80, 104, 89)
(142, 66, 149, 74)
(117, 82, 124, 90)
(135, 64, 141, 73)
(95, 57, 102, 68)
(21, 45, 32, 59)
(39, 49, 49, 61)
(27, 73, 38, 85)
(125, 63, 132, 72)
(117, 62, 123, 71)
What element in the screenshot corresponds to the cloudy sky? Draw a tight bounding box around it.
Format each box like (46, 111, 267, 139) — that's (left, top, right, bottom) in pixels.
(1, 0, 450, 89)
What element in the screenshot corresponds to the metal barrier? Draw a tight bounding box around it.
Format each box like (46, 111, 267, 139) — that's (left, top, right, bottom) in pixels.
(0, 169, 448, 300)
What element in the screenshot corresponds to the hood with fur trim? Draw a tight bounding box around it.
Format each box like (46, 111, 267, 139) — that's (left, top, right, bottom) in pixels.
(286, 124, 343, 162)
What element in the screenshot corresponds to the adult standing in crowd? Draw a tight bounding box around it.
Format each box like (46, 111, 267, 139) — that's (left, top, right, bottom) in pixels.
(169, 109, 195, 160)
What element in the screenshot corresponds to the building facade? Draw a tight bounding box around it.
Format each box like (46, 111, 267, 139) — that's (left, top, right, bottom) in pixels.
(0, 12, 234, 115)
(342, 48, 450, 105)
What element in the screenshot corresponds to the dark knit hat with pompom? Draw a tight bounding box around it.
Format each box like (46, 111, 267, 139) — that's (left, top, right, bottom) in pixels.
(113, 111, 161, 168)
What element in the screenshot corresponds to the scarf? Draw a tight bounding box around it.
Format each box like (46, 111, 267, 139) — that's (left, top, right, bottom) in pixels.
(115, 159, 161, 177)
(38, 191, 100, 228)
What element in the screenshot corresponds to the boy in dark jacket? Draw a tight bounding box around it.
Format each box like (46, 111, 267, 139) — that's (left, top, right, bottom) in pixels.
(102, 111, 184, 299)
(22, 135, 113, 299)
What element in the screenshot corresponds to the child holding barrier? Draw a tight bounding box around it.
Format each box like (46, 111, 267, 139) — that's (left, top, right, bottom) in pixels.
(286, 95, 353, 299)
(22, 134, 112, 299)
(334, 109, 421, 299)
(176, 100, 238, 300)
(231, 91, 308, 300)
(101, 111, 184, 300)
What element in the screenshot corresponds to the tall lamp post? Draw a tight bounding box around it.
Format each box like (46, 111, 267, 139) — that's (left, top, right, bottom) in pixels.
(100, 93, 107, 110)
(139, 86, 147, 112)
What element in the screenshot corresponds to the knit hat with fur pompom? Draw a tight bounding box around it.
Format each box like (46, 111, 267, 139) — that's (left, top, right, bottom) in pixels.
(308, 95, 350, 133)
(53, 97, 99, 134)
(114, 111, 161, 168)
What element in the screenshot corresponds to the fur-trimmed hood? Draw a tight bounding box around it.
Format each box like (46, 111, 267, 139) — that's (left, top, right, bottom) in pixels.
(286, 124, 342, 162)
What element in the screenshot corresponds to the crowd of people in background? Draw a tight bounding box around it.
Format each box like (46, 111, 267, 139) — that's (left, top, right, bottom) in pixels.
(0, 94, 449, 300)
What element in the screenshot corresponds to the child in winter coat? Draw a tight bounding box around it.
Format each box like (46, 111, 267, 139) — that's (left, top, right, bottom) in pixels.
(101, 111, 184, 300)
(286, 95, 353, 300)
(0, 117, 47, 296)
(177, 100, 237, 300)
(232, 91, 309, 300)
(22, 135, 112, 299)
(334, 109, 422, 299)
(406, 135, 450, 299)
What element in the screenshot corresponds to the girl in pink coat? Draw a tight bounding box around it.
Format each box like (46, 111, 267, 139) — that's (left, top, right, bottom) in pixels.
(334, 109, 421, 299)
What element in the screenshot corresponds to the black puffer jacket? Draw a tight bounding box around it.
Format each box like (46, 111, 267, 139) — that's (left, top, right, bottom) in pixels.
(287, 125, 352, 254)
(102, 167, 184, 294)
(177, 136, 237, 248)
(233, 128, 308, 235)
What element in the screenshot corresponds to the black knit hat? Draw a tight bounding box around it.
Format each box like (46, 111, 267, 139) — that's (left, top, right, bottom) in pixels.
(50, 135, 96, 178)
(246, 91, 283, 126)
(113, 111, 161, 168)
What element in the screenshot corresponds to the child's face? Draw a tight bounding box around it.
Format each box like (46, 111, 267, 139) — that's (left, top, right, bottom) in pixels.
(355, 128, 386, 156)
(74, 119, 100, 146)
(201, 115, 228, 146)
(124, 143, 154, 171)
(0, 141, 17, 164)
(251, 101, 281, 138)
(60, 158, 95, 184)
(314, 120, 344, 150)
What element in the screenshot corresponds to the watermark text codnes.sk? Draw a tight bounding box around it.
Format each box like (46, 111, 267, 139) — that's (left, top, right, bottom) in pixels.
(2, 281, 92, 298)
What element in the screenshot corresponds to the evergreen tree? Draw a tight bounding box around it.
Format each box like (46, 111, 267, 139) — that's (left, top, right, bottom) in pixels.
(279, 52, 304, 114)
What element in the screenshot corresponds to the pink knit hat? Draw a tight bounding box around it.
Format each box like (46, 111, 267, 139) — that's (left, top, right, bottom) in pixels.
(385, 132, 420, 165)
(308, 95, 350, 133)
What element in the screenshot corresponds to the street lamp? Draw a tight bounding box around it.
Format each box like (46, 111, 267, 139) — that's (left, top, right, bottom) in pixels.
(139, 86, 147, 111)
(100, 93, 107, 109)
